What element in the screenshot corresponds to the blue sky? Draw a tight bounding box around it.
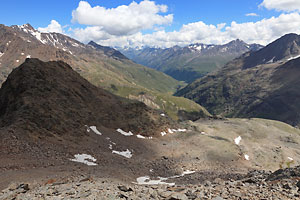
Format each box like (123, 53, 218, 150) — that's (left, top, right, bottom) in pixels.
(1, 0, 277, 27)
(1, 0, 300, 47)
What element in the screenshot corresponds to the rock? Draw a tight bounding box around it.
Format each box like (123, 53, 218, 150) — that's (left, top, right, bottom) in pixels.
(17, 183, 30, 193)
(168, 186, 186, 192)
(213, 178, 225, 185)
(118, 193, 128, 199)
(185, 190, 197, 200)
(296, 180, 300, 190)
(204, 180, 211, 187)
(168, 192, 188, 200)
(243, 178, 257, 184)
(7, 183, 19, 191)
(159, 191, 173, 198)
(118, 185, 133, 192)
(212, 197, 224, 200)
(282, 183, 292, 190)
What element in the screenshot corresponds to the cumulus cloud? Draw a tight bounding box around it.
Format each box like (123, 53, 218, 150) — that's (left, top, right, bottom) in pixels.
(245, 13, 259, 17)
(71, 0, 173, 36)
(72, 12, 300, 48)
(226, 12, 300, 44)
(260, 0, 300, 12)
(38, 20, 64, 33)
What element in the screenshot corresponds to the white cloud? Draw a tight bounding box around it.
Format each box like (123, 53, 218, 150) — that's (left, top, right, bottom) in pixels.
(260, 0, 300, 12)
(38, 20, 64, 33)
(72, 12, 300, 48)
(71, 0, 173, 36)
(226, 12, 300, 45)
(245, 13, 259, 17)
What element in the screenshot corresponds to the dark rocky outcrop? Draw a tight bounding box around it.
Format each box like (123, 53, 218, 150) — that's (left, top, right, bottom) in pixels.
(0, 58, 170, 137)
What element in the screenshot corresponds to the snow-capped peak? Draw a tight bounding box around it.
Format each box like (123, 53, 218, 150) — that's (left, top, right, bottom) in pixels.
(16, 24, 46, 44)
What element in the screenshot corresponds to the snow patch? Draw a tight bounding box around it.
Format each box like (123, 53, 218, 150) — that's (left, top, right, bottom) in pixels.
(136, 134, 153, 139)
(117, 128, 134, 136)
(71, 42, 79, 47)
(234, 136, 242, 145)
(244, 154, 250, 160)
(16, 60, 19, 63)
(137, 134, 146, 139)
(168, 129, 174, 134)
(168, 128, 187, 133)
(112, 149, 132, 158)
(182, 170, 196, 175)
(161, 131, 167, 136)
(21, 53, 25, 55)
(287, 55, 300, 61)
(287, 157, 294, 161)
(136, 176, 175, 186)
(70, 154, 97, 166)
(0, 52, 4, 58)
(220, 47, 228, 52)
(200, 131, 208, 136)
(160, 113, 166, 117)
(28, 29, 46, 44)
(266, 57, 275, 64)
(86, 125, 102, 136)
(135, 170, 195, 186)
(26, 55, 31, 58)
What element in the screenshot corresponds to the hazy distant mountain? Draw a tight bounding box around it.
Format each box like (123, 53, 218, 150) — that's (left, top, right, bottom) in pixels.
(119, 40, 264, 83)
(176, 33, 300, 127)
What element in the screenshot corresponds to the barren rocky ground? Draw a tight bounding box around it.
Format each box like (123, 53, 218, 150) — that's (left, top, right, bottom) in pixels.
(1, 59, 300, 199)
(1, 166, 300, 199)
(1, 118, 300, 199)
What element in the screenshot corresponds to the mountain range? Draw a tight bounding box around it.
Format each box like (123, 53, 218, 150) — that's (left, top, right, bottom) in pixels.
(0, 23, 210, 120)
(0, 23, 180, 93)
(176, 33, 300, 127)
(119, 40, 263, 83)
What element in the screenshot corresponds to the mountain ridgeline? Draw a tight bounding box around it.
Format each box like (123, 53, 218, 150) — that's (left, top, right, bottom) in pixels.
(0, 23, 213, 121)
(0, 23, 181, 93)
(119, 40, 263, 83)
(176, 33, 300, 127)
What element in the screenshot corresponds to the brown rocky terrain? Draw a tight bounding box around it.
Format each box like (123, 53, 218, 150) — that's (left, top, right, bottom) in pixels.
(1, 59, 300, 199)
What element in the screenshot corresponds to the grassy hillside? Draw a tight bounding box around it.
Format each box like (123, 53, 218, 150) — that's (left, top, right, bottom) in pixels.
(80, 58, 184, 94)
(106, 85, 211, 121)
